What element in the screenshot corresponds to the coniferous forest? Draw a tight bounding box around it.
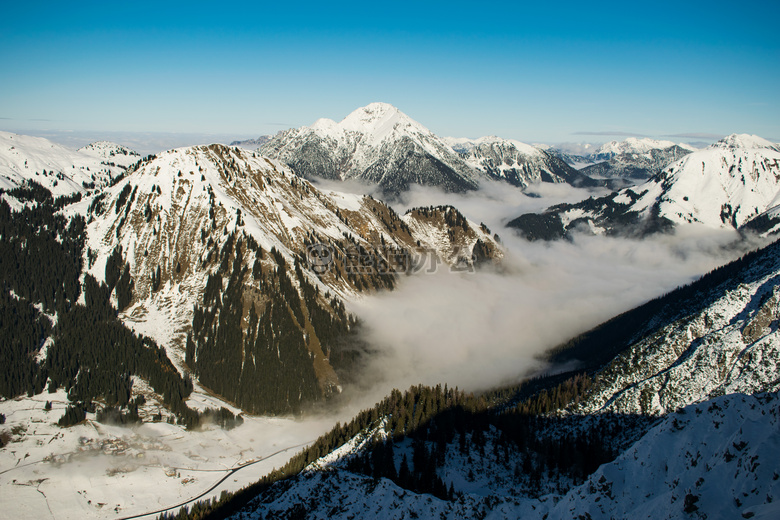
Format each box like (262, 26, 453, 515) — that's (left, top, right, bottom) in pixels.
(0, 178, 363, 426)
(0, 184, 202, 427)
(187, 229, 357, 415)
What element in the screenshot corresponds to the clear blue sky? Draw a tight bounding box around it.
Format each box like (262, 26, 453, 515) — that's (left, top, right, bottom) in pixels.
(1, 0, 778, 149)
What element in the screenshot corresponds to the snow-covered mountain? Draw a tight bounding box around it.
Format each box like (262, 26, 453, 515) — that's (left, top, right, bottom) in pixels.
(261, 103, 481, 194)
(581, 144, 694, 182)
(508, 134, 780, 239)
(230, 135, 273, 149)
(83, 143, 501, 413)
(452, 136, 601, 188)
(591, 137, 696, 161)
(0, 132, 133, 196)
(78, 141, 141, 168)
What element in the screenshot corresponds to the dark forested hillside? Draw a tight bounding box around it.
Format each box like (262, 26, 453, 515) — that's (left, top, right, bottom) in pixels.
(0, 191, 202, 427)
(187, 231, 359, 415)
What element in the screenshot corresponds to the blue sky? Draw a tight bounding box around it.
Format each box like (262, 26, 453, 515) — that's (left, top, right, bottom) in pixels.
(1, 0, 778, 150)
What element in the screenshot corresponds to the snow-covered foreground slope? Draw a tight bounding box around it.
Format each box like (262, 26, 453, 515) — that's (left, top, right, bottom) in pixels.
(261, 102, 481, 194)
(509, 134, 780, 239)
(222, 392, 780, 520)
(0, 132, 132, 196)
(552, 392, 780, 520)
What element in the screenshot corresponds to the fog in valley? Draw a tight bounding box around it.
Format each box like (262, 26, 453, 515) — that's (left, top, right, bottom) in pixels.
(337, 180, 763, 401)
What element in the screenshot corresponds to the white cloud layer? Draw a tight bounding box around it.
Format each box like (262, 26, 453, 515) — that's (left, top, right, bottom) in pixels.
(344, 181, 765, 400)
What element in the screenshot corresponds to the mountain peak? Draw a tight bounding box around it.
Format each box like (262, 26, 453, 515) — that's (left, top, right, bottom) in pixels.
(712, 133, 779, 151)
(339, 102, 410, 135)
(356, 101, 399, 115)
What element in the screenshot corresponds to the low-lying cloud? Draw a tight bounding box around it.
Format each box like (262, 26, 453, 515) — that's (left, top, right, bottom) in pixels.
(343, 180, 764, 399)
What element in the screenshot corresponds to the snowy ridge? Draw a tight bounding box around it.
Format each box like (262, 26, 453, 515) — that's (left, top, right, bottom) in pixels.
(713, 134, 780, 152)
(509, 133, 780, 239)
(78, 141, 141, 168)
(592, 137, 696, 161)
(443, 135, 541, 156)
(458, 136, 597, 188)
(261, 103, 480, 194)
(0, 131, 130, 196)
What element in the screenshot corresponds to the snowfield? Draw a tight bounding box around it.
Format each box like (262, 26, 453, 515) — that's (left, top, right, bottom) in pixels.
(0, 131, 131, 196)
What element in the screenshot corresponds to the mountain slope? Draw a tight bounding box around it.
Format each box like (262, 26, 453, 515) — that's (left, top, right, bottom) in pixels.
(508, 134, 780, 239)
(550, 238, 780, 416)
(0, 132, 132, 197)
(261, 103, 481, 194)
(581, 144, 694, 182)
(215, 392, 780, 520)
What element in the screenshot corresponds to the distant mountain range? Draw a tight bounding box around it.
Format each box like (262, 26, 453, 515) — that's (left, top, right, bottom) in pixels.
(230, 135, 273, 148)
(590, 137, 697, 161)
(509, 134, 780, 239)
(580, 144, 694, 182)
(544, 137, 700, 182)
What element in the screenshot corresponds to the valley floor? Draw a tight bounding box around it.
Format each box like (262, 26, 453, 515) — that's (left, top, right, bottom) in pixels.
(0, 390, 341, 520)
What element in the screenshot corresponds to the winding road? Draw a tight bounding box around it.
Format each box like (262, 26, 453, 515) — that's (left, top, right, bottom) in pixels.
(117, 440, 313, 520)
